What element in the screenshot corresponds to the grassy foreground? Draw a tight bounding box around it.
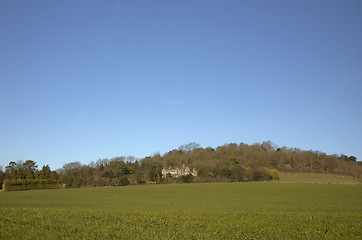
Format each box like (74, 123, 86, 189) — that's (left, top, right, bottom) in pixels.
(0, 182, 361, 239)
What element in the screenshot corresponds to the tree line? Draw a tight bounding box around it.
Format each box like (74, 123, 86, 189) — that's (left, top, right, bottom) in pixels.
(1, 141, 361, 190)
(0, 160, 60, 191)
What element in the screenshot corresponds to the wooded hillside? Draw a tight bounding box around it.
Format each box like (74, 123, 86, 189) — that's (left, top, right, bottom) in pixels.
(1, 141, 360, 189)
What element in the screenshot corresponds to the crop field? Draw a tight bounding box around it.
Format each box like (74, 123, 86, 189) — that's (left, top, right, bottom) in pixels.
(0, 182, 361, 239)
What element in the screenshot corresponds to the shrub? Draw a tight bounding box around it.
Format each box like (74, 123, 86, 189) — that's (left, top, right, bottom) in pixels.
(268, 168, 280, 180)
(119, 176, 130, 186)
(230, 165, 246, 182)
(2, 179, 61, 191)
(178, 174, 193, 183)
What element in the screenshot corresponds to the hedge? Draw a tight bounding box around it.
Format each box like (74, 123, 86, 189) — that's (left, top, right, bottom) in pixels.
(2, 179, 61, 192)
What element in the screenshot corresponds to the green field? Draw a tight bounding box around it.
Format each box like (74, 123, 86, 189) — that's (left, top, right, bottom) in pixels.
(1, 182, 361, 239)
(279, 172, 360, 184)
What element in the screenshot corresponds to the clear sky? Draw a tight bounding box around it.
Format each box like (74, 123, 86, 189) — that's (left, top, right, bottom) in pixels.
(1, 0, 361, 170)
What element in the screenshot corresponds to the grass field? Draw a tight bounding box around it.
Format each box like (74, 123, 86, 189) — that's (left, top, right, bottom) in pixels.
(279, 172, 360, 184)
(0, 182, 361, 239)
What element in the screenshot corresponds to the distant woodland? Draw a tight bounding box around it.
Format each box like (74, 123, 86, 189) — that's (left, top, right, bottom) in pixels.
(1, 141, 361, 190)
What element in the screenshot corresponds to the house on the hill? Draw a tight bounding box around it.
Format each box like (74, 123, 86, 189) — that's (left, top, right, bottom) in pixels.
(161, 164, 198, 178)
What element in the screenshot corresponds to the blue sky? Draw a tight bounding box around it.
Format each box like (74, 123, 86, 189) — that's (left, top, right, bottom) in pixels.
(1, 0, 361, 170)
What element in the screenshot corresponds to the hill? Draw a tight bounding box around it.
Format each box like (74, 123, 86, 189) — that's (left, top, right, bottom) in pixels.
(141, 141, 361, 181)
(1, 141, 361, 189)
